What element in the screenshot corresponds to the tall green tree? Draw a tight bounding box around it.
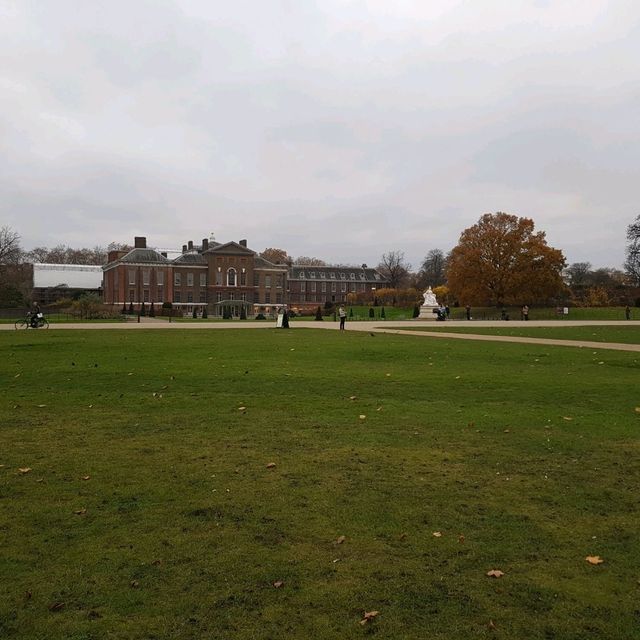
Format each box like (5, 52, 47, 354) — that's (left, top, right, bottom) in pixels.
(447, 212, 566, 306)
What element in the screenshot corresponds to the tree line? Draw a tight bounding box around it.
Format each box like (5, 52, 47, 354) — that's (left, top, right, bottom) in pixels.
(2, 213, 640, 308)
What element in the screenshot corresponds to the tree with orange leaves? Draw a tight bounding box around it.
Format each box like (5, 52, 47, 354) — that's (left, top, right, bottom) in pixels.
(446, 212, 566, 306)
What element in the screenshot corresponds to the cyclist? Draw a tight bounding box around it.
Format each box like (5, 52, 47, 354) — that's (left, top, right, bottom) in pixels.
(30, 301, 41, 328)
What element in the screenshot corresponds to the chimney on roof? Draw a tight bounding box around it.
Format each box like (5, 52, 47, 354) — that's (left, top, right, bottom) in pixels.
(202, 238, 209, 251)
(188, 240, 193, 251)
(134, 236, 147, 249)
(361, 263, 368, 269)
(182, 244, 187, 253)
(239, 239, 247, 247)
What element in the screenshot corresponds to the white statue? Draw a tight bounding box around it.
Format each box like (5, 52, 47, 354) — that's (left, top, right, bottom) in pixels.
(422, 286, 438, 307)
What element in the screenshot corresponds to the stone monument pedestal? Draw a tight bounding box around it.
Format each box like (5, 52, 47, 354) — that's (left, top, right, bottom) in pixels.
(418, 305, 439, 320)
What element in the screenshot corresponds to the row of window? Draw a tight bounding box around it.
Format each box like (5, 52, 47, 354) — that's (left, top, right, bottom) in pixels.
(296, 271, 381, 281)
(298, 281, 366, 293)
(126, 268, 288, 288)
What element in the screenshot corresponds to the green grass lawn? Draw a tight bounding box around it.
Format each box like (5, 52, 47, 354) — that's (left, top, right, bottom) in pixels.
(408, 325, 640, 344)
(1, 329, 639, 639)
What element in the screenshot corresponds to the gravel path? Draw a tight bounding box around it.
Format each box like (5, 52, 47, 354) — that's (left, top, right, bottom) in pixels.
(2, 318, 639, 352)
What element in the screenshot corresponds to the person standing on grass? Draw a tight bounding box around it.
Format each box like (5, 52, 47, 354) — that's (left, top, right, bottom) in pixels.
(465, 305, 471, 320)
(338, 304, 347, 330)
(522, 304, 529, 321)
(625, 305, 631, 320)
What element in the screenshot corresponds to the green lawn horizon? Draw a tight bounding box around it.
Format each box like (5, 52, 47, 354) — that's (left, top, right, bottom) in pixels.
(1, 329, 639, 639)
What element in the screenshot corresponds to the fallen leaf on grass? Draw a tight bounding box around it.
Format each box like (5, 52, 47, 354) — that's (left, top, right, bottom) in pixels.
(349, 395, 357, 400)
(74, 508, 87, 515)
(432, 531, 442, 538)
(359, 610, 379, 625)
(359, 414, 366, 420)
(14, 373, 20, 378)
(458, 534, 465, 544)
(37, 404, 47, 408)
(563, 416, 573, 421)
(151, 559, 162, 566)
(272, 580, 284, 588)
(586, 556, 604, 565)
(130, 580, 139, 588)
(635, 407, 640, 413)
(238, 406, 246, 411)
(266, 462, 277, 469)
(48, 602, 65, 612)
(81, 475, 90, 481)
(486, 569, 504, 578)
(336, 535, 346, 544)
(488, 620, 497, 630)
(18, 467, 32, 474)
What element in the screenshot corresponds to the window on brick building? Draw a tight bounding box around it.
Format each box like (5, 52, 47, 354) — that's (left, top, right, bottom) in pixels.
(240, 268, 246, 286)
(200, 273, 206, 287)
(143, 270, 150, 285)
(350, 282, 356, 292)
(310, 282, 316, 293)
(276, 293, 282, 304)
(330, 272, 336, 279)
(253, 272, 259, 286)
(174, 291, 181, 303)
(216, 268, 222, 286)
(265, 292, 270, 303)
(350, 273, 356, 279)
(360, 273, 365, 280)
(216, 292, 222, 302)
(276, 274, 283, 288)
(129, 289, 135, 301)
(340, 272, 346, 279)
(187, 292, 193, 303)
(129, 270, 136, 285)
(227, 268, 236, 286)
(199, 291, 206, 303)
(174, 273, 181, 286)
(301, 282, 306, 292)
(265, 275, 271, 288)
(187, 272, 194, 287)
(331, 282, 336, 292)
(143, 289, 149, 302)
(341, 283, 346, 292)
(157, 271, 164, 285)
(321, 282, 326, 292)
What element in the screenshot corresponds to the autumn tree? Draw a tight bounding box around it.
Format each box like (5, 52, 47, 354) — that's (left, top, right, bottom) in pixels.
(377, 250, 411, 289)
(259, 247, 291, 265)
(566, 262, 592, 287)
(446, 212, 566, 306)
(624, 214, 640, 285)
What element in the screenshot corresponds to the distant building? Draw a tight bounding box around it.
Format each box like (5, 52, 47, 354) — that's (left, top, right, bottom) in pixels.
(287, 264, 386, 311)
(32, 263, 103, 305)
(102, 236, 288, 317)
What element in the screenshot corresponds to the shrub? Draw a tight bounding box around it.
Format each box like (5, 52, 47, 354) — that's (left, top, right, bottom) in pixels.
(369, 307, 374, 319)
(121, 303, 127, 315)
(192, 307, 197, 319)
(413, 305, 420, 318)
(149, 304, 155, 317)
(202, 307, 208, 318)
(128, 302, 134, 315)
(255, 313, 266, 320)
(315, 306, 323, 321)
(381, 307, 386, 319)
(140, 302, 146, 316)
(349, 307, 353, 318)
(240, 307, 247, 320)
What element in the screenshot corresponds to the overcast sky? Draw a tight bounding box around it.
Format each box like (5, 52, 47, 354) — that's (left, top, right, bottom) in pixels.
(2, 0, 639, 268)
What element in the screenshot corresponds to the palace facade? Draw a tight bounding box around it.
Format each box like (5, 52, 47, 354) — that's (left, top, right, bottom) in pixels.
(102, 236, 387, 316)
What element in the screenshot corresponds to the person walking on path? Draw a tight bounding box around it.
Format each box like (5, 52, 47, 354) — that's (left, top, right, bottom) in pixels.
(522, 305, 529, 321)
(465, 305, 472, 320)
(338, 305, 347, 330)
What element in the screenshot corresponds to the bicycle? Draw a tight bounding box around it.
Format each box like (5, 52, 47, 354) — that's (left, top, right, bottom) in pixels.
(15, 313, 49, 330)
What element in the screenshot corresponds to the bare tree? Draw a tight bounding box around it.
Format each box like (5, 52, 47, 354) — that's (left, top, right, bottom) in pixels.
(419, 249, 447, 287)
(625, 214, 640, 285)
(377, 250, 411, 289)
(566, 262, 592, 287)
(0, 225, 22, 264)
(295, 256, 327, 266)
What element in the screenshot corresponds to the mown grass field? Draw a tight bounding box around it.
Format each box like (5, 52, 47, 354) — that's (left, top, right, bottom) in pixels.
(1, 329, 639, 639)
(409, 325, 640, 345)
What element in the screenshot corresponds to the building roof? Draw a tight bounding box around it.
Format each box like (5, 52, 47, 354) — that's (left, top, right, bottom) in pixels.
(104, 247, 170, 269)
(173, 252, 207, 265)
(254, 256, 286, 270)
(289, 265, 385, 282)
(205, 241, 255, 256)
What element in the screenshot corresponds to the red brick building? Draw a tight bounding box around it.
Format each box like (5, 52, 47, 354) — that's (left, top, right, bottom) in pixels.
(286, 264, 386, 311)
(103, 236, 288, 317)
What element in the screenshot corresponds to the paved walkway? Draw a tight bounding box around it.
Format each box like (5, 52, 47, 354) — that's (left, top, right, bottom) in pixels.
(2, 317, 639, 352)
